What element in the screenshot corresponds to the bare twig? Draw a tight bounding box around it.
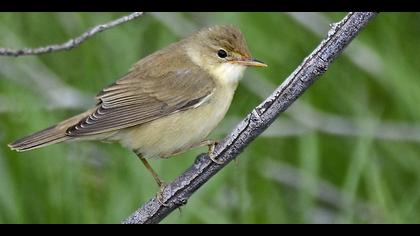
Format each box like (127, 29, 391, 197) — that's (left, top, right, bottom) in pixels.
(122, 12, 378, 224)
(0, 12, 144, 57)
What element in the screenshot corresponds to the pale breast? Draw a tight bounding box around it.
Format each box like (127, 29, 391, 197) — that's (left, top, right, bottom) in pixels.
(114, 84, 237, 158)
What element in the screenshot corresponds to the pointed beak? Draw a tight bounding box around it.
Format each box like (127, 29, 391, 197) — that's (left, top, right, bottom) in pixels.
(229, 58, 268, 67)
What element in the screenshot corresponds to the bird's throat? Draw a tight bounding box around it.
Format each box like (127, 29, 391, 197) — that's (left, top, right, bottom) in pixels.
(211, 63, 246, 86)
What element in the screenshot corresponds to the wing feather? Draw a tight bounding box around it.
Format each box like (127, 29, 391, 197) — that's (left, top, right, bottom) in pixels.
(66, 43, 215, 136)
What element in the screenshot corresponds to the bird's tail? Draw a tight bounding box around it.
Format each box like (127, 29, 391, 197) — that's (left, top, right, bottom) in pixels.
(8, 108, 97, 152)
(8, 125, 70, 152)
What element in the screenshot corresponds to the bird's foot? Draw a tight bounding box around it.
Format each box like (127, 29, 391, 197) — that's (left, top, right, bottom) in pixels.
(156, 182, 169, 207)
(205, 140, 224, 165)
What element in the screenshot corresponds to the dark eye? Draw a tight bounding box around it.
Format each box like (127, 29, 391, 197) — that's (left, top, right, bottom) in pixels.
(217, 49, 228, 58)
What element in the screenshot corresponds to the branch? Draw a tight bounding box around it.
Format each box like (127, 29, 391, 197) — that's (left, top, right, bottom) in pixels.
(0, 12, 144, 57)
(121, 12, 378, 224)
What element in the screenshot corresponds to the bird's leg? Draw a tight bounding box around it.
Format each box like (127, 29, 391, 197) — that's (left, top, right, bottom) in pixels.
(134, 151, 168, 206)
(199, 140, 224, 165)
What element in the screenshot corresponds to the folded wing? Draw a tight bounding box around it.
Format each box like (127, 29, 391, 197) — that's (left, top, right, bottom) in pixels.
(66, 46, 215, 137)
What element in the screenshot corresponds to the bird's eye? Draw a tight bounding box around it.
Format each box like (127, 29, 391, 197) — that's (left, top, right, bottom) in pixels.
(217, 49, 228, 58)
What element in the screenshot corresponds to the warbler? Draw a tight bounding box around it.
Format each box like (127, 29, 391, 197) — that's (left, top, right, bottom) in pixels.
(8, 25, 267, 192)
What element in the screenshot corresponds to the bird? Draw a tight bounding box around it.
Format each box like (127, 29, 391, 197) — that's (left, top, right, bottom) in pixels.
(8, 25, 267, 198)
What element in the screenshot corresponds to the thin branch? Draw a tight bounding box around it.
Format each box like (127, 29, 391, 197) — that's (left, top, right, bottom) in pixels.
(122, 12, 378, 224)
(0, 12, 144, 57)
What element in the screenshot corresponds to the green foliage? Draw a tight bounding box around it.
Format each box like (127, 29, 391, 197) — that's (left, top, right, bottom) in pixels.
(1, 12, 420, 223)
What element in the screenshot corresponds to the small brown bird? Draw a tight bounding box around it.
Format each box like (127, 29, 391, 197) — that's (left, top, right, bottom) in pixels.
(8, 25, 266, 195)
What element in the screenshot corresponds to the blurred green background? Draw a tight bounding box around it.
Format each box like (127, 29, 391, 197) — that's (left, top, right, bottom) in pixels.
(1, 12, 420, 223)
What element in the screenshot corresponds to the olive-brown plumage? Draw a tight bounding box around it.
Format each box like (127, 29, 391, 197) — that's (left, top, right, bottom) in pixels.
(9, 25, 266, 188)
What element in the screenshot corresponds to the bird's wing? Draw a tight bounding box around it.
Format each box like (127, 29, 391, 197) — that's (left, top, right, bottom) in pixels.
(66, 50, 215, 137)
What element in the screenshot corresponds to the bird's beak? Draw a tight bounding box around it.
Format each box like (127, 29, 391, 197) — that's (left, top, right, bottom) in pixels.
(230, 58, 268, 67)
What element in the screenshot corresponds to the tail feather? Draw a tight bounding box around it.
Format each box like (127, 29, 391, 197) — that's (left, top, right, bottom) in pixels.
(8, 108, 97, 152)
(8, 125, 70, 152)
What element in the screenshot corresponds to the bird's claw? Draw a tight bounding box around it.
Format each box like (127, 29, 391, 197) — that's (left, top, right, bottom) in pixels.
(156, 182, 169, 207)
(208, 141, 224, 165)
